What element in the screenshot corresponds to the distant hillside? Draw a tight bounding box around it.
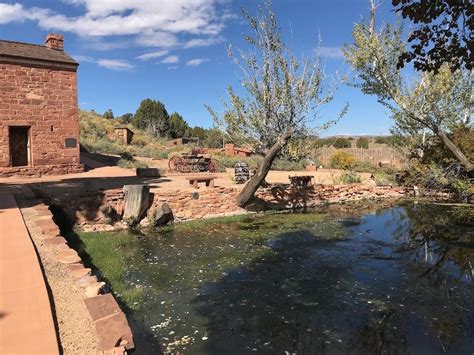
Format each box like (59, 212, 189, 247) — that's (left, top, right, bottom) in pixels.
(79, 110, 169, 160)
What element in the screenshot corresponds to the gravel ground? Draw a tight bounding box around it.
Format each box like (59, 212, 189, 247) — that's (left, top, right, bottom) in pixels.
(20, 203, 100, 354)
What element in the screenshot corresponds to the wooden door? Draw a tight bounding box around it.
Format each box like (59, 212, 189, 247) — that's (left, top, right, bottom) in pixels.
(9, 127, 30, 167)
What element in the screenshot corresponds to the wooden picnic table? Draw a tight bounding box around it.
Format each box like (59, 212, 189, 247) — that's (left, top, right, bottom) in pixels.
(185, 174, 218, 188)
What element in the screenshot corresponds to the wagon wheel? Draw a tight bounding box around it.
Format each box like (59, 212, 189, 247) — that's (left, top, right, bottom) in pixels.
(178, 159, 192, 173)
(168, 156, 182, 172)
(207, 159, 219, 173)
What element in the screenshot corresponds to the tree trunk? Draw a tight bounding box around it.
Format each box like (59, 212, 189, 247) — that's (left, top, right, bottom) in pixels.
(369, 0, 376, 35)
(437, 130, 473, 171)
(236, 130, 293, 207)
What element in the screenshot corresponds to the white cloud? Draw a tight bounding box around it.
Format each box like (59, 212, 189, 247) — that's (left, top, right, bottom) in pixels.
(136, 31, 179, 48)
(97, 59, 134, 70)
(186, 58, 209, 67)
(319, 46, 344, 59)
(71, 55, 95, 63)
(0, 3, 26, 24)
(136, 50, 170, 61)
(0, 1, 231, 51)
(71, 55, 133, 70)
(183, 36, 224, 49)
(161, 55, 179, 64)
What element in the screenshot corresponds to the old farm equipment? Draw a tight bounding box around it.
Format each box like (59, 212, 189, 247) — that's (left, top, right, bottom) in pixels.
(168, 153, 219, 173)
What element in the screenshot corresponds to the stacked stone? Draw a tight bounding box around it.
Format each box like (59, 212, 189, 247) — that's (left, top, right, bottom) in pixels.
(234, 162, 249, 184)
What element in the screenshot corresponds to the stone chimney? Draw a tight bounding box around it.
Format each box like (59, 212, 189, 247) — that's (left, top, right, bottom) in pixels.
(44, 34, 64, 50)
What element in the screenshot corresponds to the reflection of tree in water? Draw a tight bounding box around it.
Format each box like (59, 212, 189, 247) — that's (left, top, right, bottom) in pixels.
(359, 203, 474, 352)
(389, 203, 473, 280)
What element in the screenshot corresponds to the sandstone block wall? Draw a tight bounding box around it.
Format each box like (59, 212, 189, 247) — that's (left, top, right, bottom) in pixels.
(0, 62, 82, 177)
(48, 184, 407, 232)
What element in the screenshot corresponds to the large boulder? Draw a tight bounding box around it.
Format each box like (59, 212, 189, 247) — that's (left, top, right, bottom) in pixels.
(150, 202, 174, 227)
(123, 185, 150, 226)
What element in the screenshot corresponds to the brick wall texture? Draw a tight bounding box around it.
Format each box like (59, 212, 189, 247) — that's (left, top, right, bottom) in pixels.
(0, 62, 83, 177)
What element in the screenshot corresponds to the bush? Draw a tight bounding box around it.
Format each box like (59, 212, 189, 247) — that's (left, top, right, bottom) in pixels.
(422, 125, 474, 166)
(117, 154, 148, 169)
(332, 138, 351, 148)
(214, 154, 264, 170)
(272, 158, 309, 171)
(335, 171, 362, 184)
(356, 137, 369, 149)
(352, 160, 377, 173)
(372, 170, 396, 186)
(330, 151, 356, 169)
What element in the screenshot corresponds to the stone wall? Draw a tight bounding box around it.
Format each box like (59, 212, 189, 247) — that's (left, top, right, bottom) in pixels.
(25, 201, 134, 353)
(0, 62, 82, 177)
(48, 184, 408, 232)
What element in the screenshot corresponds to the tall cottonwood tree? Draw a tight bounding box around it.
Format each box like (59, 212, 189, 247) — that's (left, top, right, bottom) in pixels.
(343, 16, 473, 171)
(207, 2, 345, 207)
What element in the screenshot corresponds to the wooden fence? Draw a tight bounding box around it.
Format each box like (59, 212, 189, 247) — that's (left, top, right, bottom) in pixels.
(315, 144, 406, 167)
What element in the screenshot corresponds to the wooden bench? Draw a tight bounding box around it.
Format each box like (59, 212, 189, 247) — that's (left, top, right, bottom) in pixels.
(185, 175, 217, 188)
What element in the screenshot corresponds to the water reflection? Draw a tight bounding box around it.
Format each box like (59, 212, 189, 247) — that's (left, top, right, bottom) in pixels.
(79, 202, 473, 354)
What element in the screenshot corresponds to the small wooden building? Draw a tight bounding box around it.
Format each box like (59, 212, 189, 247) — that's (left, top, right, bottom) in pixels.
(224, 144, 253, 157)
(114, 127, 134, 145)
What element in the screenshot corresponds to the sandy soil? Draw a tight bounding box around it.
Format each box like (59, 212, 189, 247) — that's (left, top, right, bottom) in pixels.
(0, 158, 371, 195)
(19, 203, 100, 354)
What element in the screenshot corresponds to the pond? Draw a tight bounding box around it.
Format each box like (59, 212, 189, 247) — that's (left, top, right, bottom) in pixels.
(70, 201, 474, 354)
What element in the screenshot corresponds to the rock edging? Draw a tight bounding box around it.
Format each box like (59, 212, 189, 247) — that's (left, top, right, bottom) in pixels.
(30, 202, 135, 354)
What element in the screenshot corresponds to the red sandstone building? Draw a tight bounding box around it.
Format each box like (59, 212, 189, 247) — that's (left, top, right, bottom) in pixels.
(0, 34, 83, 177)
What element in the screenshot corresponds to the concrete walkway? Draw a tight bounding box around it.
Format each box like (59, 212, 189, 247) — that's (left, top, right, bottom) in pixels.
(0, 193, 59, 354)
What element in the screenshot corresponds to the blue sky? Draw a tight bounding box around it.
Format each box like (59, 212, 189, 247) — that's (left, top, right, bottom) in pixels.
(0, 0, 401, 136)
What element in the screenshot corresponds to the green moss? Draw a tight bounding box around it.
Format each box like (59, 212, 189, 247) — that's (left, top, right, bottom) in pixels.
(71, 210, 347, 312)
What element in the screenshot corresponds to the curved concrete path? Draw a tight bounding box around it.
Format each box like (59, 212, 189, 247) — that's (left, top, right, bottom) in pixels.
(0, 193, 59, 354)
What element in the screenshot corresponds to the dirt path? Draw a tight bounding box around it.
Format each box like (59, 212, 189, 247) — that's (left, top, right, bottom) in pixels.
(0, 159, 371, 196)
(19, 202, 100, 354)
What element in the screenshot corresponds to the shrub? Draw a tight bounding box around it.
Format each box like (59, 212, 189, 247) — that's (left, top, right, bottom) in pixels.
(117, 157, 148, 169)
(330, 151, 356, 169)
(336, 171, 362, 184)
(372, 170, 396, 186)
(352, 160, 377, 173)
(272, 158, 308, 171)
(421, 125, 474, 166)
(332, 138, 351, 148)
(356, 137, 369, 149)
(131, 133, 149, 147)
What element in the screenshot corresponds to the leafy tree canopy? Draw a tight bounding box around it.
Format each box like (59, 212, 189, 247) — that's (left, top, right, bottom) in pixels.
(133, 98, 170, 137)
(169, 112, 190, 139)
(343, 20, 473, 170)
(393, 0, 473, 72)
(207, 1, 345, 206)
(103, 109, 114, 120)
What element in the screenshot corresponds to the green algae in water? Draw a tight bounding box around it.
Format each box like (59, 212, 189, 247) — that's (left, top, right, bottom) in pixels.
(73, 203, 474, 354)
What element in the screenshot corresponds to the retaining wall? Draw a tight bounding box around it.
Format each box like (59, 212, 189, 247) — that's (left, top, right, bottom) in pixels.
(48, 183, 408, 232)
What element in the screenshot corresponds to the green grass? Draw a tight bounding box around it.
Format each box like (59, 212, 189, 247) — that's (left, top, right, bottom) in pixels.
(69, 210, 347, 312)
(66, 230, 145, 309)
